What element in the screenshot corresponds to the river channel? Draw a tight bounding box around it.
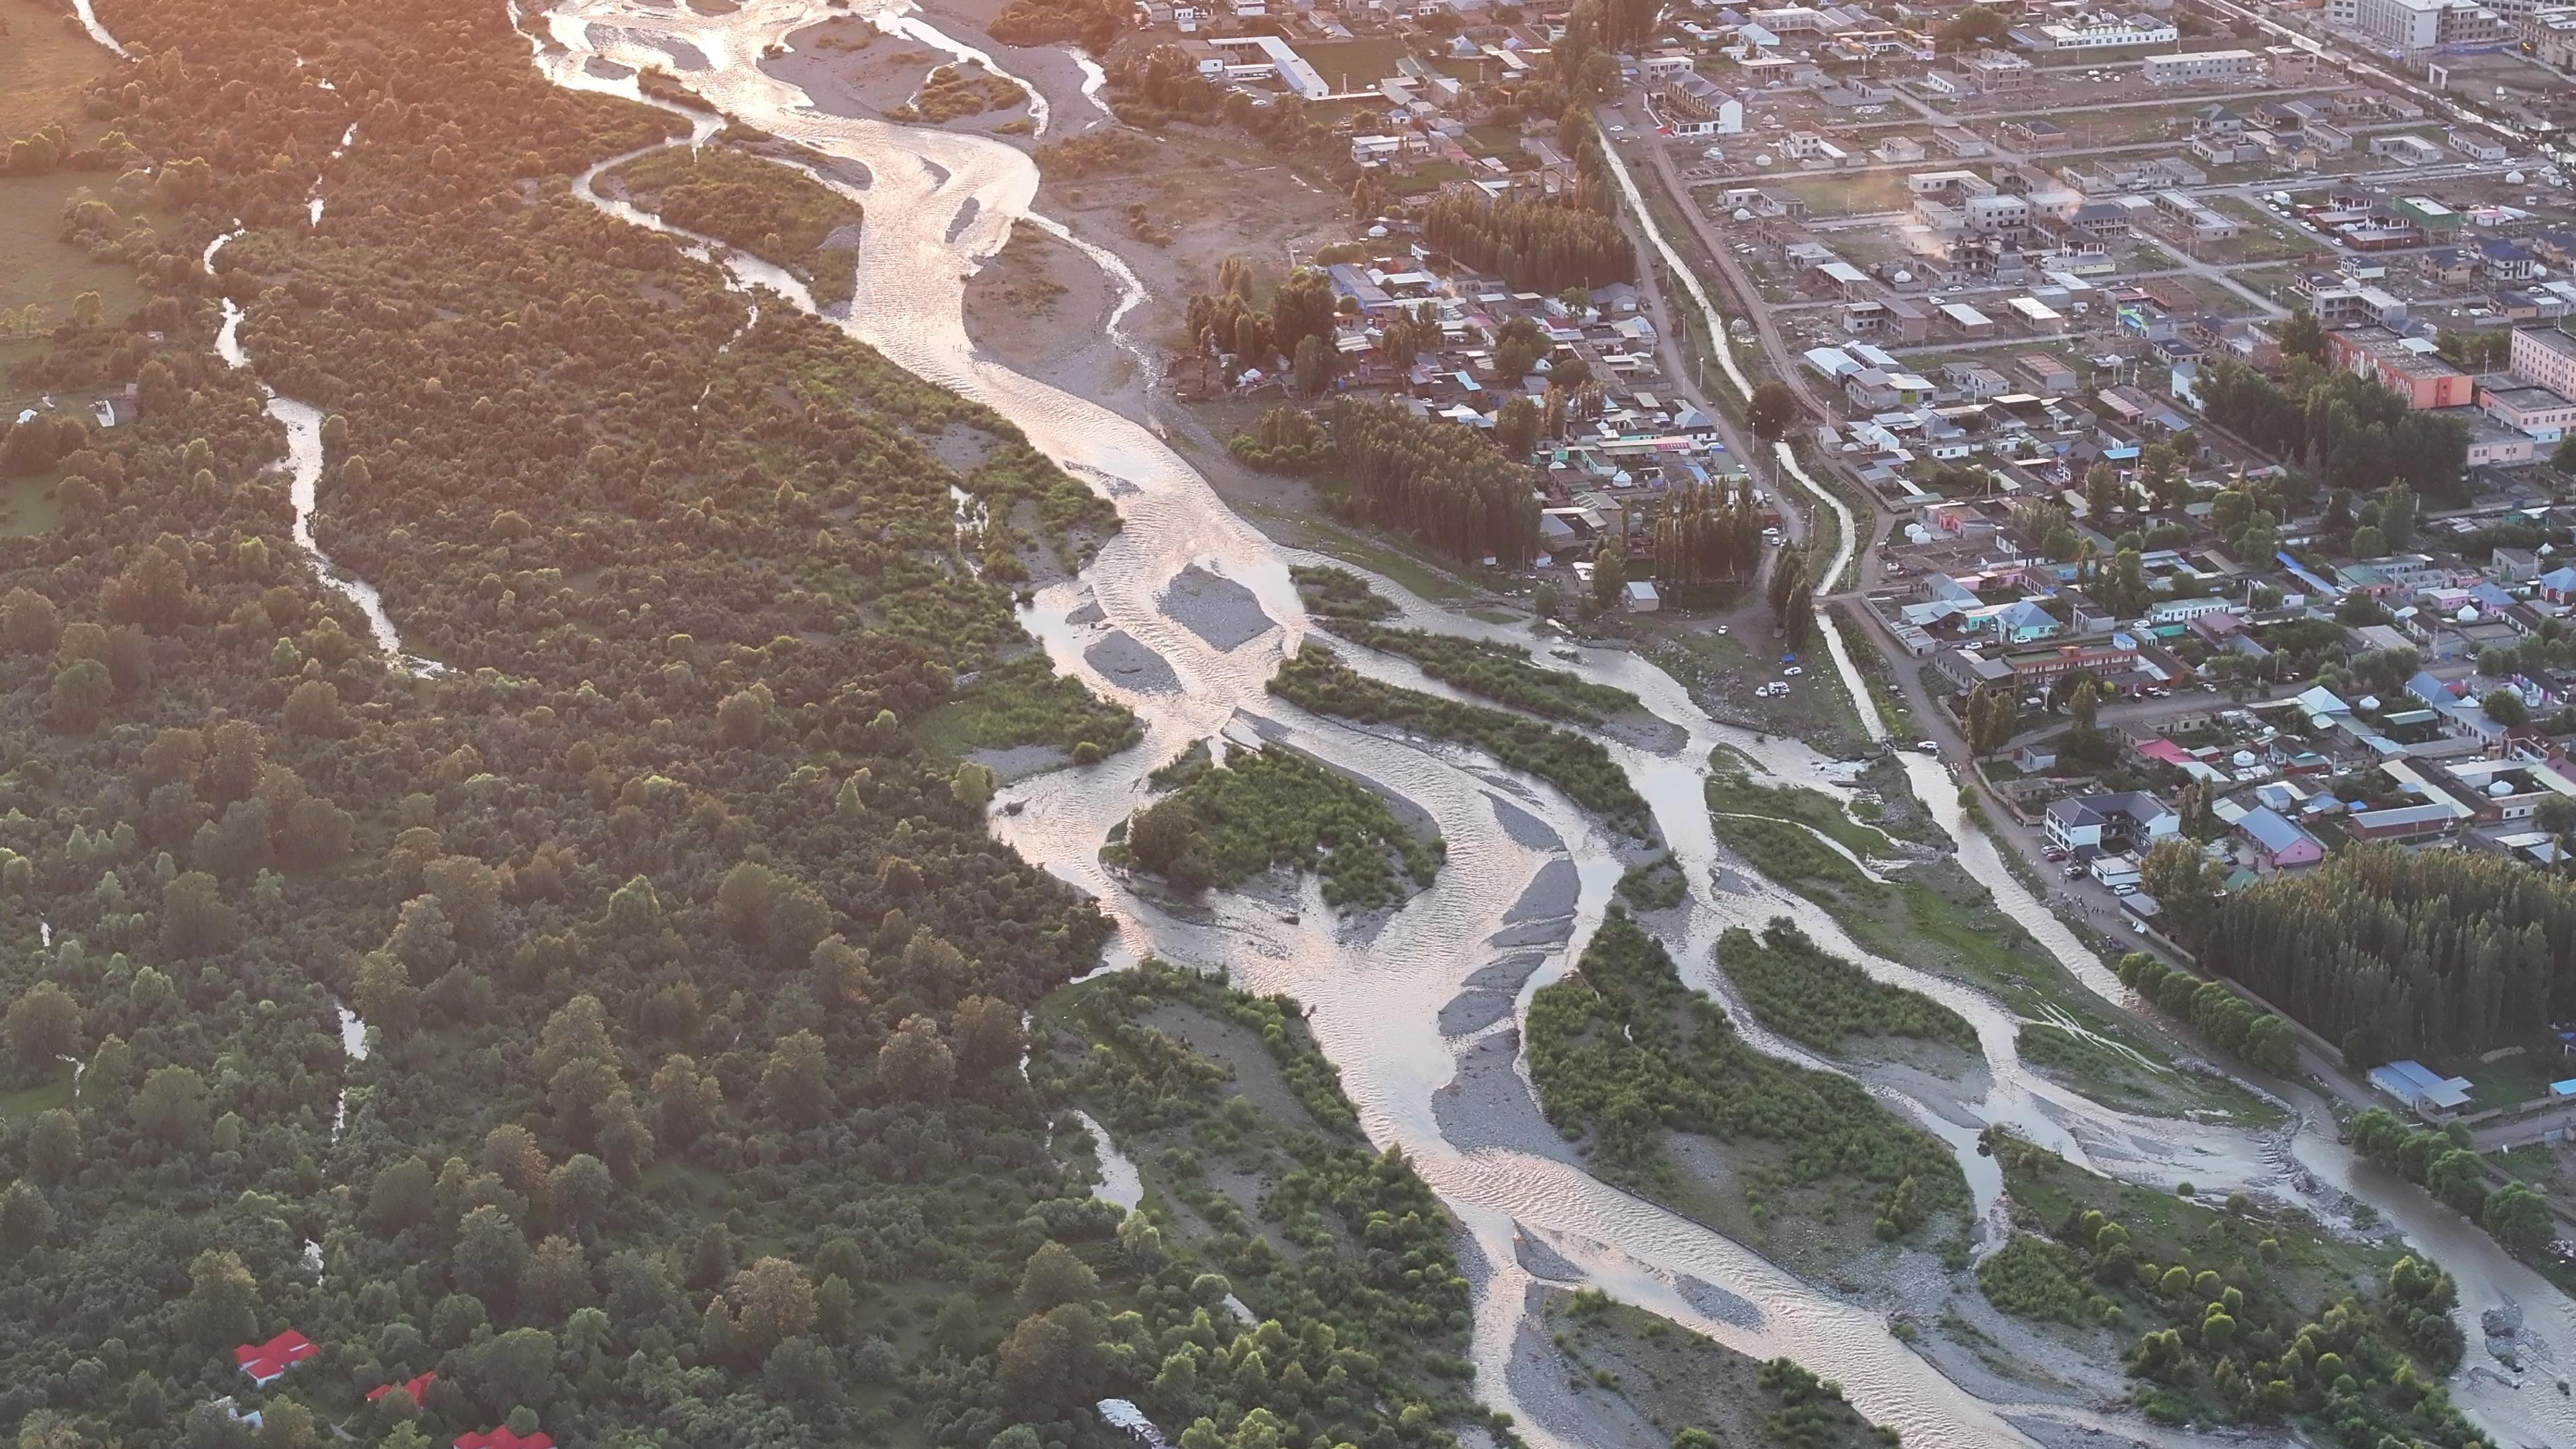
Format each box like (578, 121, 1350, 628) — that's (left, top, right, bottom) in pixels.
(118, 0, 2575, 1440)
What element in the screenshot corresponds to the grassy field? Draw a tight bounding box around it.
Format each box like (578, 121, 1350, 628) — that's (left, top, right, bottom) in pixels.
(2203, 198, 2322, 264)
(1240, 502, 1481, 601)
(1772, 170, 1917, 218)
(2455, 1046, 2568, 1111)
(0, 1063, 74, 1124)
(0, 171, 156, 331)
(0, 4, 108, 138)
(1297, 38, 1413, 91)
(1644, 624, 1869, 753)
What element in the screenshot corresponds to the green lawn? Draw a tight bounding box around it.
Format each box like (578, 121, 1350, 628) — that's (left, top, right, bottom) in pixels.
(2455, 1047, 2571, 1111)
(1297, 38, 1413, 91)
(0, 171, 157, 331)
(0, 476, 65, 539)
(0, 1063, 75, 1124)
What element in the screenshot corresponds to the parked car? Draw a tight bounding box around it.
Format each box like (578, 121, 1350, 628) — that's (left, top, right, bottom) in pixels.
(2041, 847, 2068, 861)
(1783, 665, 1804, 677)
(2063, 865, 2086, 879)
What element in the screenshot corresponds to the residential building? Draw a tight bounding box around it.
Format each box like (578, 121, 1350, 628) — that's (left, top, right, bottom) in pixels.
(2324, 327, 2475, 409)
(2482, 384, 2576, 441)
(2044, 790, 2182, 855)
(2236, 805, 2326, 869)
(1966, 49, 2037, 92)
(2509, 327, 2576, 397)
(1657, 73, 1744, 135)
(236, 1331, 319, 1388)
(2347, 802, 2459, 842)
(2144, 49, 2261, 85)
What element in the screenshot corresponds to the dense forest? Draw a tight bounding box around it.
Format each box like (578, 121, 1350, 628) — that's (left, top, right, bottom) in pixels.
(1526, 912, 1965, 1245)
(2199, 847, 2576, 1063)
(0, 0, 1404, 1444)
(1319, 400, 1541, 570)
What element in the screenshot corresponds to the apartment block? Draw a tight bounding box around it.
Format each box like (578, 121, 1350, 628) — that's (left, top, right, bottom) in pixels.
(2326, 327, 2475, 409)
(2508, 327, 2576, 398)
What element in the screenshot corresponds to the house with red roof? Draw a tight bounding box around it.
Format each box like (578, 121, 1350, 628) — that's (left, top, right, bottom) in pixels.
(367, 1372, 437, 1407)
(234, 1330, 317, 1387)
(453, 1429, 553, 1449)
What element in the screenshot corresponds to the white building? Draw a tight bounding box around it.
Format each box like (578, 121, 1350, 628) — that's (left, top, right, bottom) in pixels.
(2034, 15, 2180, 48)
(1204, 34, 1331, 100)
(2142, 49, 2261, 85)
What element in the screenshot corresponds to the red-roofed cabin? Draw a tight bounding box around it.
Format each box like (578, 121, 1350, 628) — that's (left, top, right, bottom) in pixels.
(233, 1330, 317, 1387)
(453, 1430, 554, 1449)
(367, 1372, 437, 1407)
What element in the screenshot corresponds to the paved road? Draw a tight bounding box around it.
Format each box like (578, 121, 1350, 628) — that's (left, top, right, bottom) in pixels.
(1633, 123, 1841, 426)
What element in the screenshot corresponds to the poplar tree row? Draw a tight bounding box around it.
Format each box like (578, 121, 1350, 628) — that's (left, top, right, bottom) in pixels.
(2202, 846, 2576, 1062)
(1322, 398, 1542, 567)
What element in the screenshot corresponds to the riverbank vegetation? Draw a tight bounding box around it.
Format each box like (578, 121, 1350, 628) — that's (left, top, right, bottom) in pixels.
(1539, 1290, 1900, 1447)
(1528, 912, 1967, 1249)
(2347, 1106, 2559, 1260)
(1705, 770, 2273, 1124)
(987, 0, 1130, 50)
(1718, 919, 1976, 1057)
(2198, 845, 2576, 1065)
(888, 64, 1030, 126)
(920, 650, 1143, 763)
(1290, 564, 1398, 623)
(1980, 1130, 2481, 1442)
(602, 143, 863, 307)
(1292, 567, 1638, 722)
(1111, 743, 1442, 908)
(0, 0, 1198, 1443)
(2111, 953, 2298, 1077)
(1270, 644, 1652, 839)
(1032, 962, 1485, 1446)
(1707, 749, 1896, 861)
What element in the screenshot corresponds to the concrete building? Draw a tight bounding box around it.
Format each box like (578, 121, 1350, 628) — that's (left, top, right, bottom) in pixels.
(2508, 327, 2576, 398)
(2482, 384, 2576, 441)
(2327, 328, 2475, 408)
(1203, 36, 1331, 99)
(2044, 790, 2182, 855)
(1965, 193, 2031, 233)
(1657, 72, 1744, 134)
(2033, 15, 2180, 48)
(2143, 49, 2261, 85)
(2353, 0, 2509, 48)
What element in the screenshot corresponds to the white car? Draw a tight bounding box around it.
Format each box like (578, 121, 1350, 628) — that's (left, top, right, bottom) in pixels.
(1783, 665, 1805, 678)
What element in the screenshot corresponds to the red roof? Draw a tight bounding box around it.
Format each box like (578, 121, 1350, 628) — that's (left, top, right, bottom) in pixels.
(454, 1430, 553, 1449)
(367, 1372, 437, 1406)
(234, 1330, 317, 1385)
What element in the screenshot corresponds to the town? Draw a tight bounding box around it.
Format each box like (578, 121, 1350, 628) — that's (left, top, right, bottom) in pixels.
(1120, 0, 2576, 1226)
